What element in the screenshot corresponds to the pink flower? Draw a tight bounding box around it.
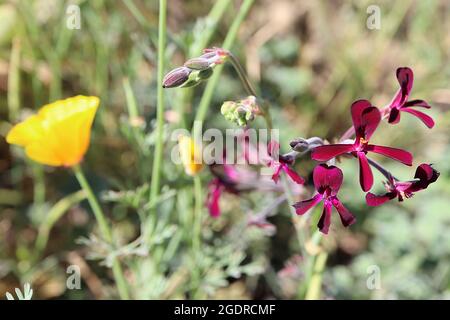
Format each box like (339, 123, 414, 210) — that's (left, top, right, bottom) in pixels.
(293, 164, 356, 234)
(386, 67, 434, 128)
(267, 141, 305, 185)
(366, 163, 439, 206)
(311, 100, 413, 191)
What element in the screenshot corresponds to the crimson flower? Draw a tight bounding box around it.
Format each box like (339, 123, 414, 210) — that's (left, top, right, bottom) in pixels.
(206, 164, 240, 217)
(267, 141, 305, 184)
(311, 100, 413, 191)
(386, 67, 434, 128)
(366, 163, 439, 206)
(294, 164, 355, 234)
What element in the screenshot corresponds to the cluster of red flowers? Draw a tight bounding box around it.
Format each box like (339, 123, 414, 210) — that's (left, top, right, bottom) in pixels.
(206, 67, 439, 235)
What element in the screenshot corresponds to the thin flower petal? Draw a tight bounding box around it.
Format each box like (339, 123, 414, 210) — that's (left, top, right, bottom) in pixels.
(401, 108, 435, 128)
(367, 145, 413, 166)
(271, 163, 283, 183)
(357, 152, 373, 192)
(311, 144, 354, 161)
(293, 194, 323, 215)
(332, 198, 356, 227)
(366, 192, 396, 206)
(313, 164, 343, 194)
(317, 202, 332, 234)
(206, 179, 223, 217)
(404, 99, 431, 109)
(396, 67, 413, 104)
(283, 165, 305, 184)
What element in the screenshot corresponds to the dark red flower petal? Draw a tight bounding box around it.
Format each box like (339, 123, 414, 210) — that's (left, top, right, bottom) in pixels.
(206, 179, 223, 217)
(283, 165, 305, 184)
(367, 145, 413, 166)
(313, 164, 343, 195)
(351, 100, 381, 140)
(293, 194, 323, 215)
(388, 107, 401, 124)
(271, 163, 283, 183)
(366, 192, 396, 206)
(317, 202, 332, 234)
(396, 67, 414, 104)
(404, 99, 431, 109)
(410, 163, 440, 191)
(332, 198, 356, 227)
(357, 152, 373, 192)
(311, 144, 354, 161)
(401, 108, 435, 128)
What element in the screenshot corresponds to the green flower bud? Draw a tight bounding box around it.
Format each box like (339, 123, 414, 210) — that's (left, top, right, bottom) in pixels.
(220, 96, 261, 127)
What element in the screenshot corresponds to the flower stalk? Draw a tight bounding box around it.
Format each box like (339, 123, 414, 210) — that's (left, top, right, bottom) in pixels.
(149, 0, 167, 209)
(73, 165, 130, 300)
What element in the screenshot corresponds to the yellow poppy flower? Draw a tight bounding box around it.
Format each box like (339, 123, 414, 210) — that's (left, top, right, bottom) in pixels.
(178, 134, 203, 176)
(6, 95, 100, 167)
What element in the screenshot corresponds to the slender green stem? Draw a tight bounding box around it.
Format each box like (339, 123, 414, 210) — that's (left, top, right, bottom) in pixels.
(194, 0, 255, 125)
(149, 0, 167, 207)
(227, 53, 273, 129)
(8, 37, 21, 121)
(228, 52, 257, 97)
(192, 175, 203, 251)
(32, 163, 45, 206)
(191, 175, 203, 297)
(280, 175, 308, 259)
(34, 190, 87, 256)
(73, 165, 130, 299)
(73, 165, 112, 241)
(178, 0, 232, 129)
(305, 251, 328, 300)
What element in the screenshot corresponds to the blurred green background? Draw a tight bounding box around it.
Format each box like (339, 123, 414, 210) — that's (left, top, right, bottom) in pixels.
(0, 0, 449, 299)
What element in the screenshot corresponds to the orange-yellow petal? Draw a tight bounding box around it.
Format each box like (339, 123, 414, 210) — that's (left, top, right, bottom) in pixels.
(6, 114, 45, 146)
(178, 135, 203, 176)
(6, 95, 100, 167)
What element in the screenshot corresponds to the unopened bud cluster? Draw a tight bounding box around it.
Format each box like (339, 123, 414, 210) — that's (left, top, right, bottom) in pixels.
(221, 96, 262, 126)
(162, 47, 229, 88)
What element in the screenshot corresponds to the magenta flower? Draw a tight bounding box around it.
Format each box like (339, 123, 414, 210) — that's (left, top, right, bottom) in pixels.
(366, 163, 439, 206)
(266, 141, 305, 185)
(311, 100, 413, 191)
(293, 164, 355, 234)
(206, 164, 240, 217)
(386, 67, 434, 128)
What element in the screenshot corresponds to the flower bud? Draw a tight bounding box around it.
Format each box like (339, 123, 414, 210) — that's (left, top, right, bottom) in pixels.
(162, 66, 191, 88)
(289, 137, 324, 152)
(179, 68, 213, 88)
(220, 96, 261, 127)
(184, 57, 210, 70)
